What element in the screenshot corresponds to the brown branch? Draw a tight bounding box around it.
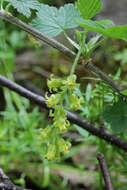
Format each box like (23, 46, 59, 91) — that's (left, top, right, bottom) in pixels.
(0, 10, 123, 93)
(14, 73, 45, 96)
(85, 62, 122, 93)
(0, 168, 31, 190)
(0, 74, 127, 152)
(97, 153, 114, 190)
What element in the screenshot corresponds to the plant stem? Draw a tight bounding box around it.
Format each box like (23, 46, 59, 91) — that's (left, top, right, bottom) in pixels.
(70, 47, 82, 75)
(1, 0, 4, 10)
(43, 166, 50, 188)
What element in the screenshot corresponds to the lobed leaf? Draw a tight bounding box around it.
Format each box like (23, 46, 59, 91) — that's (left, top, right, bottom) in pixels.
(102, 99, 127, 133)
(31, 3, 81, 37)
(96, 19, 114, 28)
(77, 19, 113, 32)
(6, 0, 40, 18)
(77, 19, 127, 40)
(76, 0, 102, 19)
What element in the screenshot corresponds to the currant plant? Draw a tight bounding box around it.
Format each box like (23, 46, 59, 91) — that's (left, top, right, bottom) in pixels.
(1, 0, 127, 160)
(40, 74, 83, 160)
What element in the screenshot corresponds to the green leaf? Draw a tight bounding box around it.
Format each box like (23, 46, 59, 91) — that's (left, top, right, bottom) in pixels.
(102, 99, 127, 133)
(74, 125, 88, 138)
(120, 89, 127, 96)
(76, 0, 102, 19)
(77, 19, 113, 34)
(0, 50, 15, 73)
(77, 19, 108, 35)
(96, 19, 114, 28)
(105, 25, 127, 39)
(85, 83, 92, 102)
(77, 19, 127, 40)
(6, 0, 40, 17)
(31, 3, 81, 37)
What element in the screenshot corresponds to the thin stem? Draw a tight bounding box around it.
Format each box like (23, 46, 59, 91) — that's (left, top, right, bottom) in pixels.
(70, 47, 82, 75)
(69, 31, 87, 75)
(1, 0, 4, 10)
(43, 166, 50, 188)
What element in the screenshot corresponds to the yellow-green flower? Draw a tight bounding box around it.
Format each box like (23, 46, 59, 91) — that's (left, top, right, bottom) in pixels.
(69, 94, 83, 110)
(47, 75, 62, 92)
(54, 105, 66, 118)
(44, 73, 83, 160)
(46, 94, 61, 108)
(40, 126, 52, 141)
(63, 75, 78, 90)
(45, 144, 56, 160)
(57, 138, 71, 155)
(54, 117, 70, 133)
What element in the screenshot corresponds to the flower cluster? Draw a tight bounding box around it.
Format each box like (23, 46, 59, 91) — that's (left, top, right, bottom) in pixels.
(44, 138, 71, 160)
(40, 74, 83, 160)
(40, 127, 71, 160)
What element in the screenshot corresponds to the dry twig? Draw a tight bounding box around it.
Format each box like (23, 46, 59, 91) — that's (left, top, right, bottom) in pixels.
(0, 168, 31, 190)
(97, 153, 114, 190)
